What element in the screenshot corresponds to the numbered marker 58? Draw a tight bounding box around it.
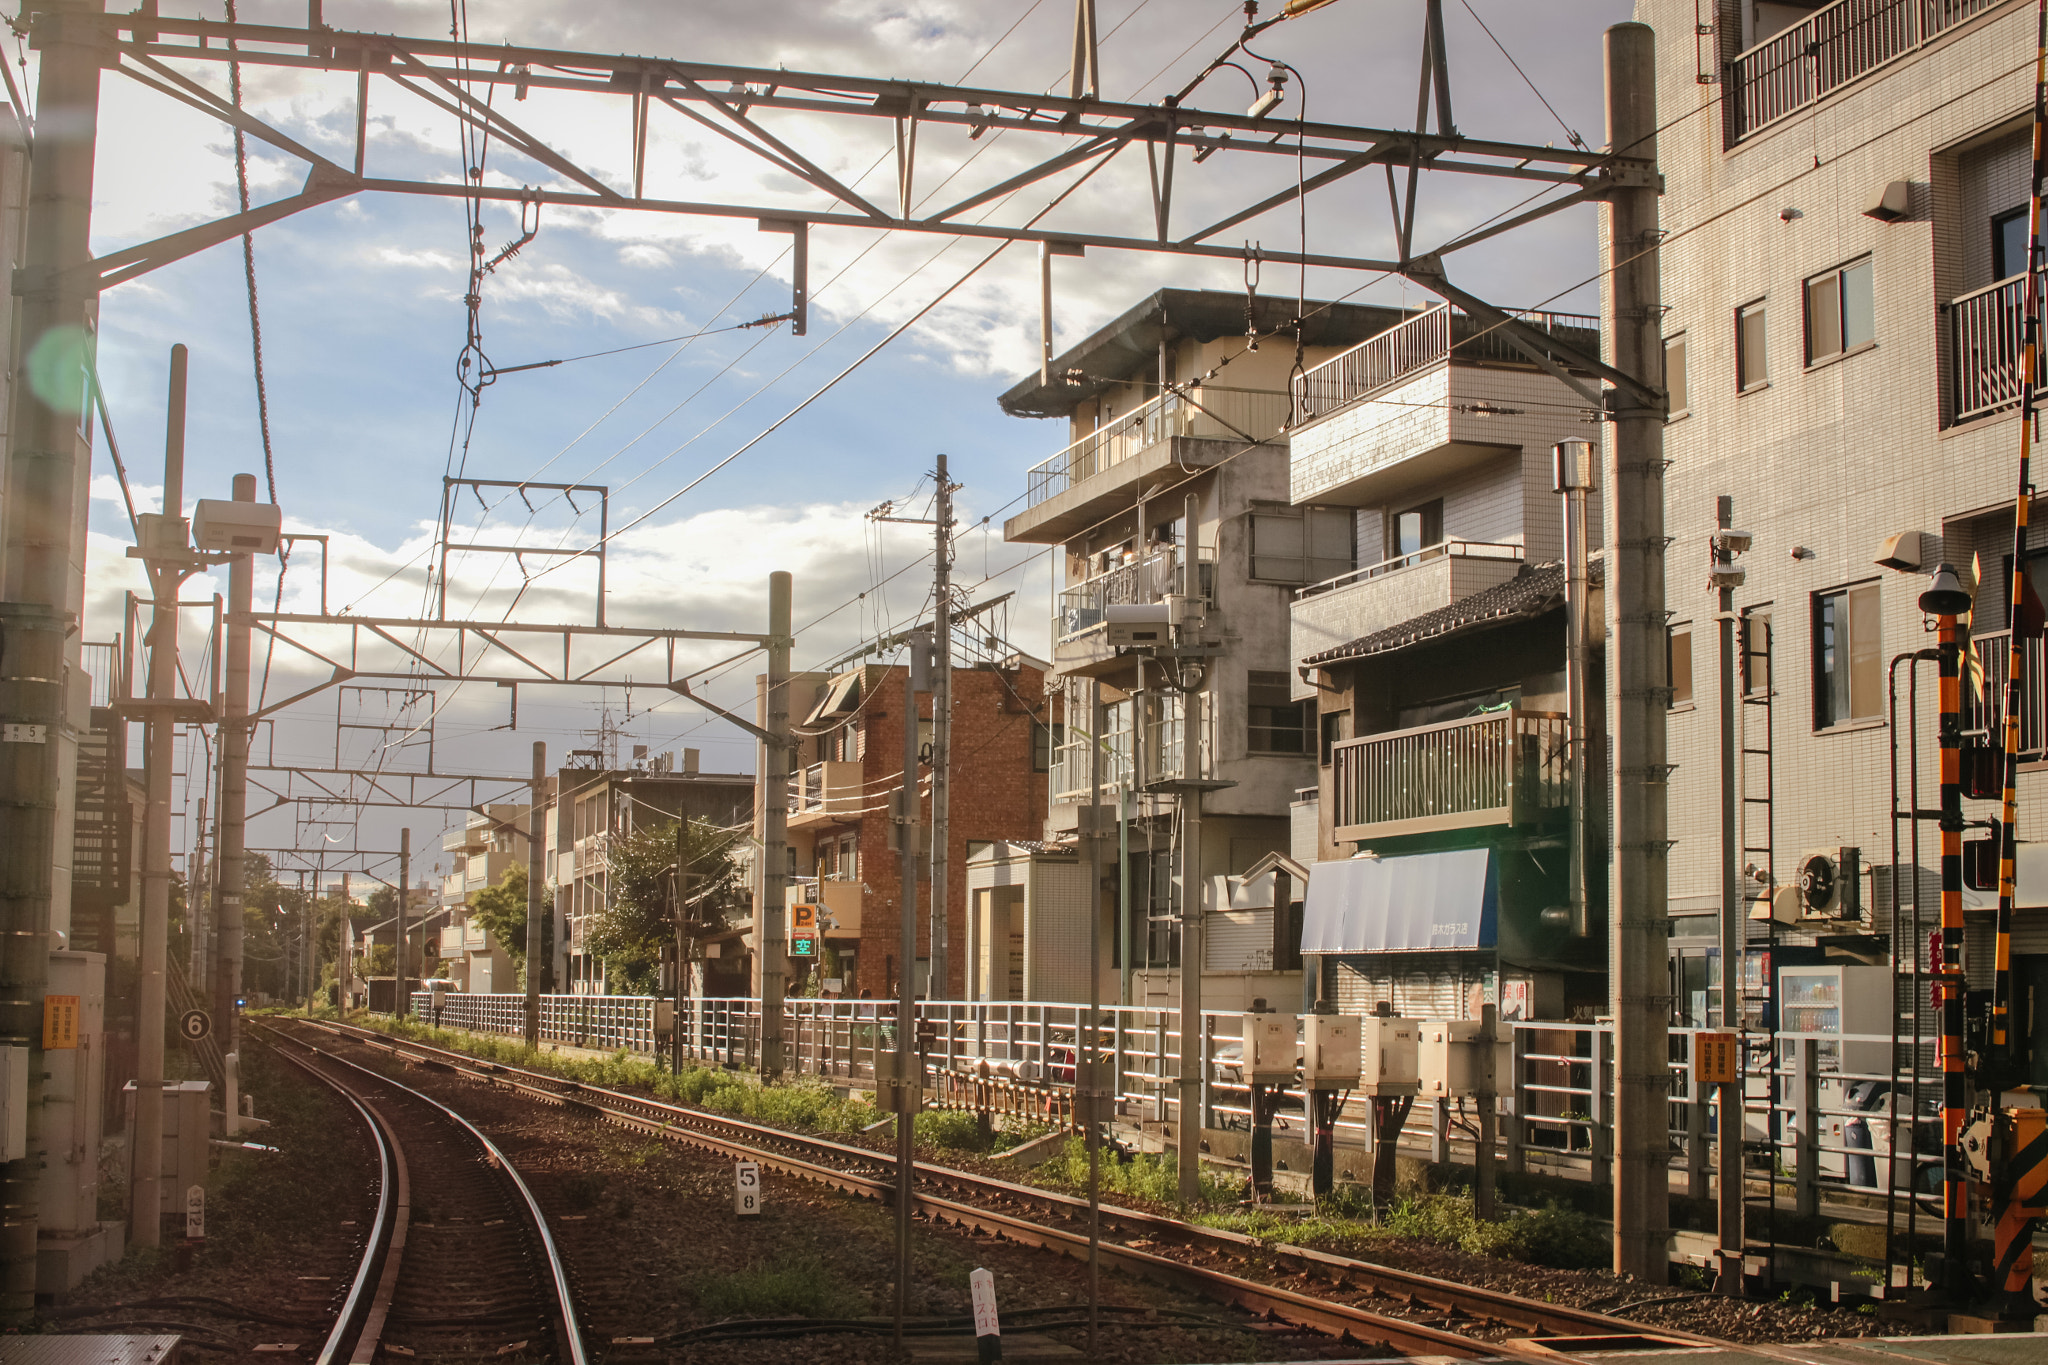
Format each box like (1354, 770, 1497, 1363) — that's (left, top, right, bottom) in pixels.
(734, 1160, 761, 1217)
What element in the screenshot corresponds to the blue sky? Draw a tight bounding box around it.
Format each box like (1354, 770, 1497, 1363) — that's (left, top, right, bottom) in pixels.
(64, 0, 1634, 879)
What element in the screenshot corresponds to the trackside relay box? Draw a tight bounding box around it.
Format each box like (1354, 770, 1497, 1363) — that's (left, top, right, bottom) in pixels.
(1353, 1016, 1419, 1096)
(1239, 1013, 1296, 1085)
(1301, 1014, 1359, 1089)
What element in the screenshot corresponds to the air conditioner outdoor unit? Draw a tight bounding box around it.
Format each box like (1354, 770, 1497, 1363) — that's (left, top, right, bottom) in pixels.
(1795, 846, 1862, 921)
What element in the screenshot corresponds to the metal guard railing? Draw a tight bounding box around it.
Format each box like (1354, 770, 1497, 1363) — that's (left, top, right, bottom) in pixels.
(408, 990, 1943, 1203)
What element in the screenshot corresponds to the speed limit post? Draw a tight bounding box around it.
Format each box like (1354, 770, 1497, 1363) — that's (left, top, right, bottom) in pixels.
(733, 1161, 761, 1217)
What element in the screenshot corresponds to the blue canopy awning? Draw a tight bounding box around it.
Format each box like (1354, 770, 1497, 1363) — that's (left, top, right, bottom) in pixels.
(1301, 849, 1497, 953)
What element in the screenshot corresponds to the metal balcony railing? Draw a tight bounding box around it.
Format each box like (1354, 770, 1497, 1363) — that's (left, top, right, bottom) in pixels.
(1048, 689, 1210, 806)
(1023, 386, 1289, 509)
(1056, 547, 1215, 640)
(1727, 0, 2004, 143)
(1330, 707, 1568, 840)
(1963, 629, 2048, 759)
(1292, 307, 1600, 428)
(1949, 276, 2028, 425)
(1293, 540, 1523, 602)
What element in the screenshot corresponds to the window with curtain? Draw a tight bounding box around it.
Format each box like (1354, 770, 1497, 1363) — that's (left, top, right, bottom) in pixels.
(1813, 583, 1882, 727)
(1249, 505, 1354, 584)
(1804, 257, 1874, 365)
(1737, 299, 1768, 391)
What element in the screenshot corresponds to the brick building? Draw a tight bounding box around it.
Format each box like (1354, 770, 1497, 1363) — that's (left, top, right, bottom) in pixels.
(782, 657, 1054, 999)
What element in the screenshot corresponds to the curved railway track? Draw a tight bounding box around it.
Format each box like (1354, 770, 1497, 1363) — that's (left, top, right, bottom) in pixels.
(292, 1018, 1721, 1360)
(257, 1023, 588, 1365)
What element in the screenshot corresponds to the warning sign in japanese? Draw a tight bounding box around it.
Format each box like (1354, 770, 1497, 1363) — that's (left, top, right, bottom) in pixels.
(1693, 1031, 1739, 1085)
(42, 995, 78, 1050)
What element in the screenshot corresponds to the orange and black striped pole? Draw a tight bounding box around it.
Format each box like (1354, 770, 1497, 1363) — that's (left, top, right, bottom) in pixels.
(1994, 0, 2047, 1093)
(1993, 1107, 2048, 1312)
(1934, 599, 1971, 1298)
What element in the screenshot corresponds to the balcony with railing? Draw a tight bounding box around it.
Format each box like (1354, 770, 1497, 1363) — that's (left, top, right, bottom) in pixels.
(1949, 276, 2028, 426)
(1726, 0, 2006, 144)
(1048, 690, 1211, 811)
(1052, 545, 1217, 679)
(1291, 542, 1526, 697)
(789, 760, 865, 829)
(1964, 630, 2048, 759)
(1008, 385, 1290, 543)
(1288, 305, 1599, 507)
(1330, 707, 1568, 843)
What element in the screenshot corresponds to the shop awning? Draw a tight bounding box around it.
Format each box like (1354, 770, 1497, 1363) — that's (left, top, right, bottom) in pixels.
(1301, 849, 1497, 953)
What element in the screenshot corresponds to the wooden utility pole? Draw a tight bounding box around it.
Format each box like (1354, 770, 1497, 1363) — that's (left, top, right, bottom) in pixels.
(1602, 20, 1672, 1283)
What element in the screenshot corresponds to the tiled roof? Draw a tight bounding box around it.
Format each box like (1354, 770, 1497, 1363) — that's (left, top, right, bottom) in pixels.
(1303, 560, 1590, 667)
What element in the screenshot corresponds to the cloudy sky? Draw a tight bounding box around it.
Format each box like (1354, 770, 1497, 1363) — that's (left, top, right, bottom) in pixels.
(65, 0, 1633, 881)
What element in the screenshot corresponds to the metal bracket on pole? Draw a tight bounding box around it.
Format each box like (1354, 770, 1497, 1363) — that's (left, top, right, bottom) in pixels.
(756, 218, 807, 336)
(667, 677, 786, 747)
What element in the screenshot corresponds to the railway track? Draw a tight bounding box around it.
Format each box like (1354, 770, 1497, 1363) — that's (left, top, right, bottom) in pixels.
(257, 1023, 588, 1365)
(292, 1017, 1721, 1360)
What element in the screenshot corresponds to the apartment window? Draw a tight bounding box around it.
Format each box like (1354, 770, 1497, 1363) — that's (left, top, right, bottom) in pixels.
(1994, 206, 2030, 281)
(1813, 583, 1882, 728)
(1247, 670, 1310, 755)
(1664, 333, 1688, 417)
(1804, 257, 1874, 365)
(1737, 300, 1768, 391)
(1393, 499, 1444, 559)
(1668, 624, 1694, 708)
(1032, 720, 1065, 773)
(1250, 505, 1354, 585)
(1319, 709, 1351, 765)
(839, 833, 859, 880)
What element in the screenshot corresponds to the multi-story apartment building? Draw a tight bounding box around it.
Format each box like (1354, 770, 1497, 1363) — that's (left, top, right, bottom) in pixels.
(779, 657, 1053, 999)
(1282, 302, 1611, 1021)
(436, 802, 526, 992)
(1642, 0, 2042, 1048)
(1000, 288, 1424, 1010)
(547, 749, 752, 992)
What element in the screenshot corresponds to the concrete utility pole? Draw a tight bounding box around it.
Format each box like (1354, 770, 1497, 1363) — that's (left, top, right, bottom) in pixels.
(1714, 495, 1744, 1293)
(1602, 20, 1672, 1283)
(396, 827, 410, 1017)
(1177, 782, 1205, 1204)
(893, 628, 931, 1349)
(0, 0, 102, 1308)
(526, 740, 544, 1046)
(129, 347, 192, 1252)
(929, 455, 953, 1000)
(758, 571, 792, 1078)
(215, 473, 257, 1064)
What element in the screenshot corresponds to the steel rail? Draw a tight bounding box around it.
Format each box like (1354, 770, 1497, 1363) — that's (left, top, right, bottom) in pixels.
(299, 1019, 1720, 1354)
(261, 1040, 395, 1365)
(256, 1024, 590, 1365)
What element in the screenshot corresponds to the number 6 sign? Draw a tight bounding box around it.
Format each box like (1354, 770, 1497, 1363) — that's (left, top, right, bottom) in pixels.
(734, 1161, 761, 1217)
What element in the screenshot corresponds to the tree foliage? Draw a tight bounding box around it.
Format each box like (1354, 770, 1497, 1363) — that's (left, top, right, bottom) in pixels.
(588, 818, 744, 995)
(468, 863, 553, 987)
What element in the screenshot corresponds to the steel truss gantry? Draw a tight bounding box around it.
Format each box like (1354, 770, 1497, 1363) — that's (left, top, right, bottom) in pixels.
(59, 5, 1657, 408)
